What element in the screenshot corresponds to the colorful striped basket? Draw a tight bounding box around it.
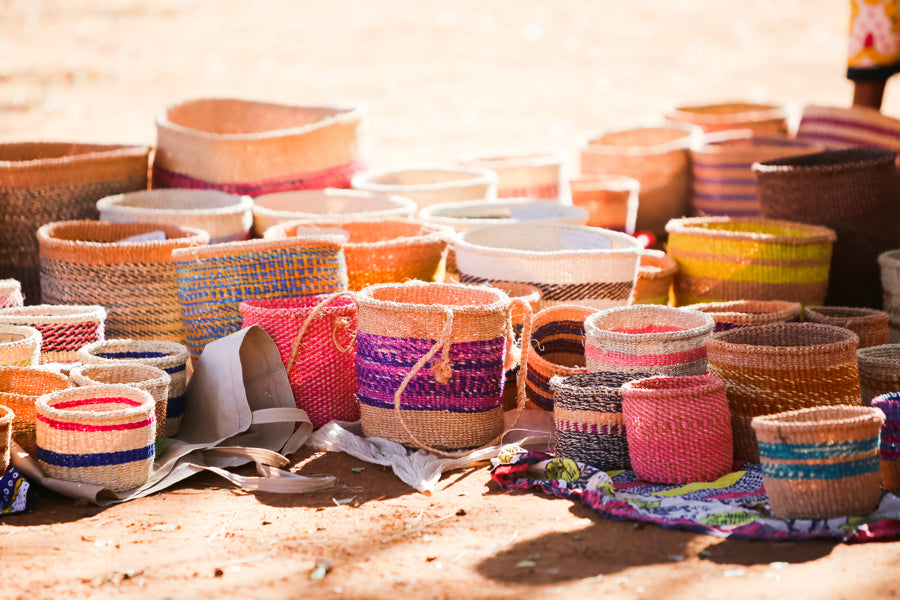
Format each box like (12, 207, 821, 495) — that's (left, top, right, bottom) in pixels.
(795, 104, 900, 154)
(77, 339, 190, 436)
(632, 251, 678, 305)
(0, 142, 151, 304)
(803, 306, 890, 349)
(871, 392, 900, 492)
(457, 148, 571, 203)
(240, 293, 359, 428)
(0, 305, 106, 364)
(684, 300, 802, 332)
(251, 188, 417, 237)
(585, 305, 715, 377)
(0, 404, 11, 473)
(665, 216, 837, 307)
(621, 373, 733, 484)
(153, 98, 369, 196)
(38, 220, 209, 343)
(35, 384, 156, 492)
(569, 174, 640, 234)
(525, 305, 595, 411)
(263, 218, 452, 291)
(173, 237, 348, 360)
(0, 325, 41, 367)
(0, 279, 24, 308)
(355, 281, 532, 457)
(0, 367, 71, 454)
(857, 345, 900, 406)
(665, 102, 789, 135)
(752, 405, 884, 519)
(878, 249, 900, 342)
(97, 189, 254, 243)
(351, 165, 498, 211)
(454, 223, 643, 311)
(705, 322, 862, 462)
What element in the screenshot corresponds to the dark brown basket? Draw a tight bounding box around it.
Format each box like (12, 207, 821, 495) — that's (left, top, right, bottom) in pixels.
(803, 305, 890, 349)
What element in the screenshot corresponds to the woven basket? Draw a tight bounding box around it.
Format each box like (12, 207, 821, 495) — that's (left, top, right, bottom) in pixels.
(0, 367, 71, 454)
(0, 325, 41, 367)
(684, 300, 802, 332)
(355, 281, 532, 457)
(418, 199, 588, 232)
(525, 305, 595, 411)
(0, 404, 11, 474)
(871, 393, 900, 492)
(569, 174, 640, 234)
(457, 148, 570, 202)
(632, 251, 678, 305)
(705, 322, 862, 462)
(754, 147, 900, 308)
(796, 105, 900, 154)
(97, 189, 253, 243)
(0, 142, 151, 304)
(879, 249, 900, 342)
(690, 135, 822, 217)
(665, 216, 837, 307)
(585, 305, 715, 378)
(666, 102, 788, 135)
(857, 345, 900, 406)
(0, 279, 24, 308)
(251, 188, 417, 236)
(752, 405, 884, 519)
(240, 293, 359, 428)
(454, 223, 642, 311)
(263, 218, 452, 291)
(38, 220, 209, 343)
(173, 237, 348, 360)
(621, 374, 733, 484)
(153, 98, 369, 196)
(77, 339, 189, 436)
(0, 305, 106, 364)
(804, 306, 890, 349)
(579, 124, 699, 236)
(35, 384, 156, 492)
(351, 166, 498, 211)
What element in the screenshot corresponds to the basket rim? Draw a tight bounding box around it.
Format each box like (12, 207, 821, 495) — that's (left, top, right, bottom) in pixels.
(77, 338, 190, 365)
(37, 220, 210, 250)
(751, 146, 896, 175)
(97, 189, 254, 217)
(548, 370, 653, 395)
(857, 344, 900, 365)
(457, 146, 568, 169)
(0, 366, 71, 397)
(455, 223, 643, 258)
(171, 235, 343, 261)
(666, 101, 786, 120)
(355, 280, 510, 315)
(0, 142, 151, 169)
(620, 373, 725, 398)
(351, 165, 498, 193)
(664, 216, 837, 244)
(527, 303, 595, 375)
(804, 305, 889, 324)
(0, 324, 42, 347)
(878, 248, 900, 267)
(0, 304, 106, 324)
(262, 218, 454, 248)
(585, 305, 715, 342)
(70, 363, 171, 388)
(684, 300, 802, 319)
(751, 404, 885, 431)
(419, 198, 588, 224)
(577, 122, 701, 157)
(36, 383, 155, 423)
(704, 322, 860, 354)
(252, 188, 417, 217)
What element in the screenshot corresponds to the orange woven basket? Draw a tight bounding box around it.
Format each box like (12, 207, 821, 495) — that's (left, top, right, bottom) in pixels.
(665, 102, 788, 135)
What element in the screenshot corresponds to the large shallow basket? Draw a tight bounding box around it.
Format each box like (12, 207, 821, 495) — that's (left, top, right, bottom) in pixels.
(38, 220, 209, 343)
(871, 392, 900, 492)
(0, 304, 106, 364)
(632, 251, 678, 305)
(0, 404, 12, 474)
(857, 344, 900, 406)
(795, 105, 900, 153)
(0, 325, 41, 367)
(0, 279, 24, 308)
(351, 166, 498, 211)
(525, 305, 594, 411)
(804, 306, 890, 349)
(153, 98, 369, 196)
(666, 102, 789, 135)
(0, 142, 151, 303)
(665, 216, 837, 306)
(97, 189, 253, 243)
(684, 300, 802, 332)
(457, 148, 570, 202)
(569, 174, 639, 234)
(752, 405, 884, 519)
(879, 249, 900, 342)
(0, 367, 71, 454)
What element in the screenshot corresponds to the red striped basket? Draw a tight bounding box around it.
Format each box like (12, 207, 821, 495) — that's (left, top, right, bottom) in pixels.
(0, 305, 106, 364)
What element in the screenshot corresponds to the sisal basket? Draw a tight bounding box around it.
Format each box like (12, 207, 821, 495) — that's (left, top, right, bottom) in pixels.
(857, 344, 900, 406)
(804, 306, 890, 349)
(795, 105, 900, 155)
(240, 293, 359, 428)
(879, 249, 900, 342)
(0, 325, 42, 367)
(665, 216, 837, 307)
(705, 322, 862, 462)
(569, 174, 640, 234)
(418, 198, 588, 231)
(585, 305, 715, 377)
(684, 300, 802, 332)
(38, 220, 209, 343)
(0, 404, 11, 474)
(0, 142, 151, 304)
(665, 102, 789, 135)
(0, 304, 106, 364)
(77, 339, 189, 436)
(752, 405, 884, 519)
(457, 147, 571, 203)
(97, 189, 253, 243)
(621, 373, 733, 484)
(0, 367, 71, 454)
(263, 218, 452, 291)
(454, 223, 642, 311)
(35, 384, 156, 492)
(0, 279, 24, 308)
(153, 98, 369, 196)
(355, 281, 532, 457)
(871, 393, 900, 492)
(251, 188, 417, 236)
(632, 251, 678, 305)
(351, 165, 498, 211)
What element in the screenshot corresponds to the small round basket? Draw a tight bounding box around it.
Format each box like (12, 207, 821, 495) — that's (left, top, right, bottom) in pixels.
(0, 366, 72, 454)
(632, 251, 678, 305)
(0, 279, 24, 308)
(457, 147, 570, 202)
(0, 324, 42, 367)
(803, 305, 890, 349)
(0, 304, 107, 364)
(684, 299, 802, 332)
(351, 165, 498, 211)
(525, 305, 595, 411)
(665, 102, 788, 135)
(857, 344, 900, 406)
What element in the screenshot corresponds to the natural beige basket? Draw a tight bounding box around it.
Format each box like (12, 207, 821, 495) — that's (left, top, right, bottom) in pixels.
(457, 147, 570, 202)
(665, 102, 788, 135)
(0, 279, 24, 308)
(0, 324, 42, 367)
(351, 165, 498, 210)
(0, 304, 107, 364)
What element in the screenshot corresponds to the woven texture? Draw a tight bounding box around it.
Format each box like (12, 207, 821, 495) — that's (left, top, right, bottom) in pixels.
(173, 237, 348, 360)
(355, 281, 531, 456)
(684, 300, 802, 332)
(35, 384, 156, 492)
(77, 339, 189, 436)
(804, 306, 890, 349)
(457, 148, 570, 202)
(153, 99, 369, 196)
(705, 322, 862, 462)
(858, 344, 900, 406)
(0, 304, 106, 364)
(418, 199, 588, 232)
(871, 393, 900, 492)
(98, 189, 253, 243)
(525, 305, 595, 411)
(569, 174, 640, 234)
(240, 294, 359, 428)
(752, 405, 884, 519)
(585, 305, 715, 377)
(0, 404, 11, 474)
(0, 142, 151, 304)
(621, 373, 733, 484)
(666, 102, 788, 135)
(0, 279, 24, 308)
(0, 324, 41, 367)
(632, 251, 678, 305)
(665, 216, 837, 307)
(0, 366, 71, 454)
(38, 220, 209, 343)
(753, 147, 900, 308)
(795, 104, 900, 153)
(879, 249, 900, 342)
(352, 166, 498, 210)
(263, 219, 452, 291)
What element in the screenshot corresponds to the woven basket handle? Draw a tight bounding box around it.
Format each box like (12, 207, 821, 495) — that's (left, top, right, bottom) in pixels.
(286, 291, 358, 373)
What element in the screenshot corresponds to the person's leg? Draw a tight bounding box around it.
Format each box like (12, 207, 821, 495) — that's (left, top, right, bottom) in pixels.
(847, 0, 900, 110)
(853, 80, 887, 109)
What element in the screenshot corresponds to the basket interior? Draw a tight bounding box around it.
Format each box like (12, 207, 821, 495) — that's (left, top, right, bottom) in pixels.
(0, 369, 69, 396)
(287, 220, 432, 243)
(366, 169, 484, 186)
(255, 190, 401, 215)
(46, 221, 190, 243)
(0, 331, 27, 344)
(591, 307, 707, 333)
(462, 224, 633, 252)
(587, 127, 690, 149)
(366, 284, 502, 308)
(719, 324, 852, 348)
(166, 100, 343, 134)
(0, 142, 131, 162)
(111, 190, 244, 211)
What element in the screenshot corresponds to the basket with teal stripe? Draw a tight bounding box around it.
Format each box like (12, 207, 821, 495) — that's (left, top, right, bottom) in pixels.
(752, 405, 885, 519)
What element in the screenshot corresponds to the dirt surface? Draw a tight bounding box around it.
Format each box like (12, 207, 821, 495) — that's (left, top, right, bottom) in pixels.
(3, 1, 900, 599)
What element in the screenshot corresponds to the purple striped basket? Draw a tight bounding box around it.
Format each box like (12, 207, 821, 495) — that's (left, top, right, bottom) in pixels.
(871, 392, 900, 493)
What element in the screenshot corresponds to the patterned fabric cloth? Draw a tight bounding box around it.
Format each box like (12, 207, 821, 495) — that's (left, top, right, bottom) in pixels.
(0, 466, 30, 516)
(848, 0, 900, 81)
(490, 446, 900, 542)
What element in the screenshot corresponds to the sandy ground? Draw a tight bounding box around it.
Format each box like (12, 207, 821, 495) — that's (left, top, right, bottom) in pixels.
(3, 1, 900, 598)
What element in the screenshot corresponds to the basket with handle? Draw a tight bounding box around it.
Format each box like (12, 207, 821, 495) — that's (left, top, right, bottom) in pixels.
(457, 147, 570, 203)
(683, 299, 802, 332)
(0, 366, 71, 454)
(351, 165, 498, 211)
(0, 304, 106, 364)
